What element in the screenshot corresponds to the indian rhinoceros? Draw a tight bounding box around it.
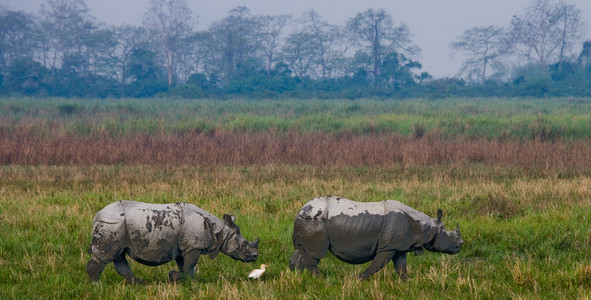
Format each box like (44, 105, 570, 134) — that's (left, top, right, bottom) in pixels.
(86, 201, 259, 283)
(289, 196, 463, 280)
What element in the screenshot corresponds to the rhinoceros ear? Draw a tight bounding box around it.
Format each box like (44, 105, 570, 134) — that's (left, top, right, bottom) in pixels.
(223, 214, 238, 228)
(437, 209, 443, 223)
(455, 223, 460, 232)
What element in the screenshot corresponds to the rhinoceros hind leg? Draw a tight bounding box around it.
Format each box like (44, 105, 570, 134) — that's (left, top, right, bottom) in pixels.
(392, 252, 408, 280)
(86, 256, 106, 282)
(113, 254, 143, 284)
(300, 250, 321, 276)
(358, 250, 396, 280)
(175, 255, 184, 272)
(289, 250, 303, 271)
(291, 217, 328, 276)
(288, 249, 320, 276)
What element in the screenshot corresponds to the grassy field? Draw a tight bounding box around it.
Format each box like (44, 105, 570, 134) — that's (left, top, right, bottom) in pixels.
(2, 97, 591, 139)
(1, 97, 591, 299)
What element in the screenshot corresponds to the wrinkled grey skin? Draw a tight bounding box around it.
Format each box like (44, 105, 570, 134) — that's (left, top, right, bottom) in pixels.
(87, 201, 259, 283)
(289, 196, 463, 280)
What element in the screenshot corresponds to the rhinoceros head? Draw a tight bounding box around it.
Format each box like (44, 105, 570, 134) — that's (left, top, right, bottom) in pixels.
(217, 214, 259, 263)
(424, 209, 463, 254)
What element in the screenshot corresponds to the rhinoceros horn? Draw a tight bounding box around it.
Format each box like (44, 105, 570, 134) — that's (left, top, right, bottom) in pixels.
(455, 223, 460, 231)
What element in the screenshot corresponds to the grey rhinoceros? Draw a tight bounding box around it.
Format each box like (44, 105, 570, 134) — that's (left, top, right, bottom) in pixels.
(289, 196, 463, 280)
(87, 201, 259, 283)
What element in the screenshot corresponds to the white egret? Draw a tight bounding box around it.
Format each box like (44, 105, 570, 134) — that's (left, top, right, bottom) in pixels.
(248, 264, 268, 279)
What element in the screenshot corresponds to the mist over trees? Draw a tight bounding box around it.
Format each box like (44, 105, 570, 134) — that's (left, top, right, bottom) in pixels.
(0, 0, 589, 99)
(451, 0, 588, 93)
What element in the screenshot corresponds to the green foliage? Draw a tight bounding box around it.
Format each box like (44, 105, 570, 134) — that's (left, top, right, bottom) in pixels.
(168, 84, 205, 99)
(223, 62, 298, 97)
(4, 58, 50, 96)
(125, 49, 168, 98)
(227, 114, 290, 133)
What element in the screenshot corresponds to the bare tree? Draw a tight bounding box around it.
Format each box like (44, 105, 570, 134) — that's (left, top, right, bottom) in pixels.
(451, 26, 506, 83)
(299, 10, 350, 79)
(280, 10, 349, 80)
(174, 33, 201, 83)
(256, 14, 291, 71)
(508, 0, 584, 66)
(0, 9, 40, 69)
(346, 9, 418, 86)
(186, 31, 223, 83)
(38, 0, 96, 72)
(143, 0, 195, 88)
(208, 6, 262, 84)
(281, 31, 317, 78)
(108, 25, 151, 93)
(556, 3, 584, 70)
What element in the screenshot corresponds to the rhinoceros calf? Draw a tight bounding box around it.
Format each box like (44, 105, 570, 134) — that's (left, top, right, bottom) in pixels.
(289, 196, 463, 280)
(87, 201, 259, 283)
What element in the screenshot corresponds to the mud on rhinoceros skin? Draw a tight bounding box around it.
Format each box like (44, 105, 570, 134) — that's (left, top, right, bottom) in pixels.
(289, 196, 463, 280)
(87, 200, 259, 284)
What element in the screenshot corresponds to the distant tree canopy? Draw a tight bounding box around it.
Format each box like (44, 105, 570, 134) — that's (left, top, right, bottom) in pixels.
(0, 0, 590, 99)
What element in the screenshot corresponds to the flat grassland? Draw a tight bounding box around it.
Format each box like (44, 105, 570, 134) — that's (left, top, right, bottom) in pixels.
(1, 97, 591, 299)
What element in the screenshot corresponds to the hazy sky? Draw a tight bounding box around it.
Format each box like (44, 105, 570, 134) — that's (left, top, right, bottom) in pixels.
(3, 0, 591, 78)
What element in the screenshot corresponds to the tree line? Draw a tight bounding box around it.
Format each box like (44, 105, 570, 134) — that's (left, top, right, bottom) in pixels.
(0, 0, 590, 99)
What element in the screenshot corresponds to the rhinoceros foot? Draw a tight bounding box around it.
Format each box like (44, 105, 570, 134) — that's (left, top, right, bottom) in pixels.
(126, 277, 144, 285)
(168, 270, 181, 283)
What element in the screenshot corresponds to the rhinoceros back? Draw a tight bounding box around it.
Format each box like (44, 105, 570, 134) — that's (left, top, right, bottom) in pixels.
(383, 200, 438, 231)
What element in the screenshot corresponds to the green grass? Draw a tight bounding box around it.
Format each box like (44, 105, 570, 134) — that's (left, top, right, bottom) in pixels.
(1, 165, 591, 298)
(2, 97, 591, 139)
(2, 97, 591, 298)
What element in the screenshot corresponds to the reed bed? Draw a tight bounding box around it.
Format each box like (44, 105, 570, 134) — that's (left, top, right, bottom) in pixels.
(1, 131, 590, 176)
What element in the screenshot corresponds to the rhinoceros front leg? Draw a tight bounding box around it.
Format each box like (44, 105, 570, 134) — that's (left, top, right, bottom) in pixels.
(289, 249, 321, 276)
(393, 252, 409, 280)
(113, 254, 143, 284)
(168, 249, 201, 283)
(358, 250, 396, 280)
